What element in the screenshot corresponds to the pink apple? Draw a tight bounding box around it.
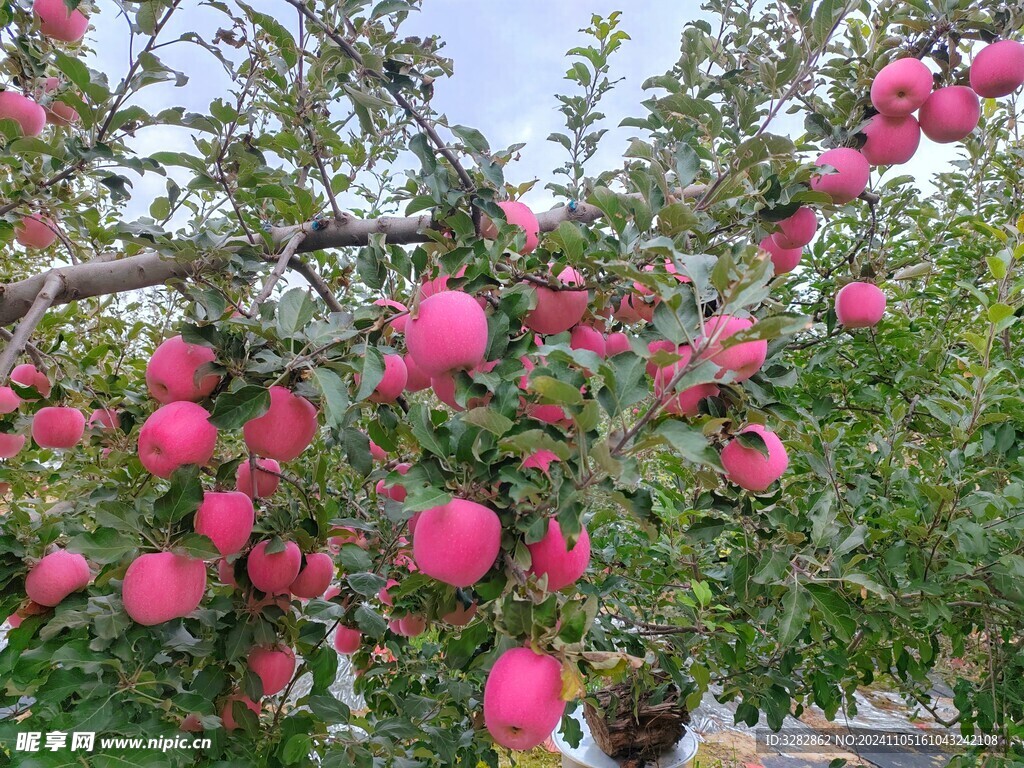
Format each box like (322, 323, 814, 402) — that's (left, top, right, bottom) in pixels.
(359, 353, 407, 403)
(810, 148, 870, 204)
(15, 214, 58, 249)
(0, 432, 26, 459)
(247, 645, 295, 696)
(772, 207, 817, 249)
(333, 626, 361, 654)
(524, 267, 589, 335)
(32, 406, 85, 449)
(374, 298, 408, 333)
(758, 236, 802, 275)
(246, 540, 302, 593)
(138, 402, 218, 478)
(194, 491, 255, 557)
(479, 200, 541, 254)
(870, 57, 933, 116)
(860, 114, 921, 166)
(653, 346, 720, 416)
(403, 353, 432, 392)
(696, 315, 768, 382)
(11, 363, 51, 397)
(146, 335, 220, 404)
(242, 386, 318, 462)
(235, 458, 281, 498)
(720, 424, 788, 491)
(484, 647, 566, 750)
(0, 387, 21, 414)
(122, 552, 207, 625)
(835, 282, 886, 328)
(0, 91, 46, 137)
(221, 694, 260, 731)
(25, 549, 90, 606)
(34, 0, 89, 42)
(527, 519, 591, 591)
(919, 86, 980, 144)
(406, 291, 488, 377)
(604, 332, 631, 357)
(412, 499, 501, 587)
(970, 40, 1024, 98)
(288, 552, 334, 598)
(42, 77, 78, 125)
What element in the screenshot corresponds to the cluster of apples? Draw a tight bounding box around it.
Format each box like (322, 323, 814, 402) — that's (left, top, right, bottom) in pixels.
(1, 1, 89, 250)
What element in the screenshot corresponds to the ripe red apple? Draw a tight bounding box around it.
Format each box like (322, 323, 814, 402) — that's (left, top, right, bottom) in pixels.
(138, 401, 218, 478)
(25, 549, 90, 606)
(15, 214, 58, 249)
(604, 332, 631, 357)
(242, 386, 318, 462)
(247, 540, 302, 593)
(42, 77, 79, 125)
(235, 458, 281, 498)
(289, 552, 334, 598)
(0, 386, 21, 414)
(613, 293, 653, 324)
(374, 298, 408, 333)
(524, 267, 589, 335)
(412, 499, 501, 587)
(180, 713, 203, 732)
(363, 354, 408, 403)
(442, 601, 478, 626)
(34, 0, 89, 42)
(772, 207, 817, 249)
(11, 363, 51, 397)
(395, 614, 427, 637)
(918, 86, 980, 144)
(653, 346, 720, 417)
(570, 325, 606, 358)
(247, 645, 295, 696)
(32, 406, 85, 449)
(405, 291, 489, 377)
(146, 335, 220, 404)
(527, 519, 591, 591)
(334, 626, 361, 654)
(378, 578, 399, 606)
(376, 462, 410, 502)
(122, 552, 207, 625)
(194, 491, 254, 557)
(87, 408, 120, 431)
(479, 200, 540, 255)
(484, 647, 566, 750)
(696, 315, 768, 382)
(720, 424, 788, 491)
(221, 694, 260, 731)
(217, 558, 238, 587)
(810, 148, 870, 204)
(645, 339, 679, 378)
(0, 91, 46, 137)
(403, 353, 432, 392)
(758, 236, 802, 275)
(835, 281, 886, 328)
(970, 40, 1024, 98)
(870, 57, 933, 116)
(860, 114, 921, 166)
(0, 432, 26, 458)
(369, 439, 387, 462)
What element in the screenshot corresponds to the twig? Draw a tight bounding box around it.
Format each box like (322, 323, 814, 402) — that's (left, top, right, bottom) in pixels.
(288, 257, 343, 313)
(0, 273, 63, 380)
(248, 231, 309, 315)
(0, 328, 46, 368)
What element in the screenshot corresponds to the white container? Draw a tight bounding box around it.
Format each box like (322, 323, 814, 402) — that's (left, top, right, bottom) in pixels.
(552, 708, 699, 768)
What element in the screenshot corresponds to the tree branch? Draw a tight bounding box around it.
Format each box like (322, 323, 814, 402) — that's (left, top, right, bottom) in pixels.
(248, 231, 309, 315)
(0, 273, 63, 380)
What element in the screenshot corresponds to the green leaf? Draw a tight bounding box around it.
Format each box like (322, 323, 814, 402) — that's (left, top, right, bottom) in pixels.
(806, 584, 855, 642)
(208, 385, 271, 430)
(276, 288, 317, 339)
(153, 466, 204, 524)
(462, 407, 513, 437)
(654, 421, 722, 469)
(356, 346, 385, 401)
(347, 572, 387, 597)
(66, 529, 137, 564)
(778, 583, 811, 646)
(529, 375, 583, 405)
(313, 368, 349, 428)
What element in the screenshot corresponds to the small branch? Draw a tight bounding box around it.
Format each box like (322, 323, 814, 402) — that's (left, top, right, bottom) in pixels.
(248, 231, 308, 315)
(0, 329, 46, 369)
(287, 257, 343, 313)
(0, 273, 63, 380)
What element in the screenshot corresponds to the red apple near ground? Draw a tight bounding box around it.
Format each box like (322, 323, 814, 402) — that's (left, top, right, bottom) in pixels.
(138, 401, 218, 478)
(221, 694, 260, 731)
(365, 354, 408, 403)
(525, 266, 589, 335)
(242, 386, 317, 462)
(406, 290, 488, 377)
(412, 499, 501, 587)
(25, 549, 90, 606)
(288, 552, 334, 598)
(247, 645, 295, 696)
(697, 315, 768, 382)
(34, 0, 89, 42)
(11, 363, 51, 397)
(835, 282, 886, 328)
(15, 214, 58, 249)
(654, 347, 721, 417)
(146, 335, 221, 404)
(247, 540, 302, 593)
(720, 424, 789, 492)
(194, 491, 255, 557)
(484, 647, 566, 750)
(772, 207, 817, 249)
(235, 458, 281, 498)
(0, 92, 46, 137)
(479, 200, 541, 254)
(32, 407, 85, 449)
(919, 86, 980, 144)
(810, 148, 870, 204)
(122, 552, 207, 625)
(861, 114, 921, 166)
(334, 626, 361, 654)
(527, 519, 591, 591)
(870, 57, 933, 116)
(0, 387, 21, 414)
(0, 433, 26, 458)
(758, 236, 802, 275)
(970, 40, 1024, 98)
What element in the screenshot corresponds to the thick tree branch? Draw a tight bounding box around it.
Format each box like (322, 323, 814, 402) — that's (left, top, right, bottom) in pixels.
(0, 273, 63, 380)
